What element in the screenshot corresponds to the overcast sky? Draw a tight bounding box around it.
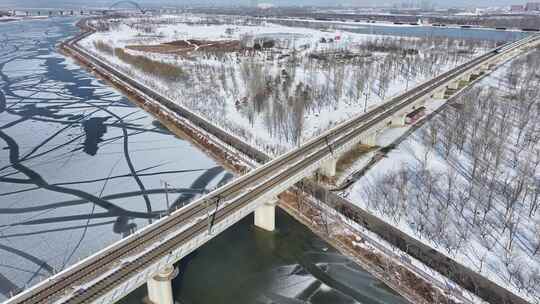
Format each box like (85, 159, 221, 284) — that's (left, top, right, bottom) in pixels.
(1, 0, 526, 9)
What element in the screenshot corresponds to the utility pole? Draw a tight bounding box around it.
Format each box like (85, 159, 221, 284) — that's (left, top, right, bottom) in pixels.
(162, 180, 170, 216)
(363, 83, 370, 112)
(325, 136, 334, 155)
(205, 196, 220, 235)
(405, 61, 411, 91)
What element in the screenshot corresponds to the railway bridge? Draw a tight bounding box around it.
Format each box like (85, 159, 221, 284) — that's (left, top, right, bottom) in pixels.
(5, 24, 539, 304)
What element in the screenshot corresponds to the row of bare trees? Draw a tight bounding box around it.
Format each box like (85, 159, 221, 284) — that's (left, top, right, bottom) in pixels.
(360, 46, 540, 300)
(162, 33, 496, 152)
(91, 17, 498, 155)
(93, 40, 185, 82)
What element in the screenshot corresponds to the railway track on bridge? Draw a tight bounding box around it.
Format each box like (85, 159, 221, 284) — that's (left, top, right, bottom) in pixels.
(8, 19, 538, 304)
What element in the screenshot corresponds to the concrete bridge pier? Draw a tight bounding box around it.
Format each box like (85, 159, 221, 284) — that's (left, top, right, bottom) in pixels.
(254, 198, 277, 232)
(433, 88, 446, 99)
(319, 157, 337, 177)
(391, 115, 407, 127)
(448, 81, 459, 90)
(479, 64, 489, 73)
(362, 133, 377, 146)
(147, 265, 179, 304)
(416, 98, 426, 107)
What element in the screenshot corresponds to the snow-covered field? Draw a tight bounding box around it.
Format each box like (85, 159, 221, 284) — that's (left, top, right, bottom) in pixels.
(346, 47, 540, 303)
(80, 15, 498, 156)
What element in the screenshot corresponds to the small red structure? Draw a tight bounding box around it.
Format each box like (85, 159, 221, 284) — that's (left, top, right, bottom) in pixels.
(405, 106, 426, 124)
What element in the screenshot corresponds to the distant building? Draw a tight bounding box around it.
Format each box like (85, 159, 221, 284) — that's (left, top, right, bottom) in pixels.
(257, 3, 274, 9)
(525, 2, 540, 11)
(510, 4, 525, 11)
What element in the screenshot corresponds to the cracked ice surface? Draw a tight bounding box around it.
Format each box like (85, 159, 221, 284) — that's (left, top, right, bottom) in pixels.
(0, 17, 232, 301)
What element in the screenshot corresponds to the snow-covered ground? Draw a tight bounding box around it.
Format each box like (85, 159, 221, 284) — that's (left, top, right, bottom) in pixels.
(345, 47, 540, 303)
(80, 15, 498, 156)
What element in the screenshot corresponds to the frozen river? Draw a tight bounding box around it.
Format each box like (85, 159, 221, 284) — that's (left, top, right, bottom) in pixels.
(0, 17, 409, 304)
(0, 17, 230, 300)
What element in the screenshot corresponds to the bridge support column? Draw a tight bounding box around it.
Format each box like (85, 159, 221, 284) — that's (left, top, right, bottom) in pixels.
(147, 265, 179, 304)
(392, 115, 407, 127)
(478, 64, 489, 73)
(319, 157, 337, 177)
(432, 88, 445, 99)
(364, 133, 377, 146)
(254, 198, 277, 232)
(448, 81, 459, 90)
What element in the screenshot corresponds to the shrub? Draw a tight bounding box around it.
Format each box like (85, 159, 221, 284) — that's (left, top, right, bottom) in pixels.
(93, 40, 114, 55)
(114, 48, 186, 82)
